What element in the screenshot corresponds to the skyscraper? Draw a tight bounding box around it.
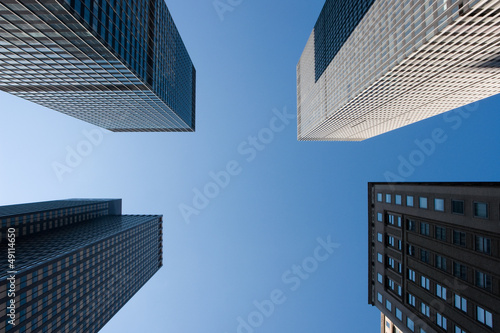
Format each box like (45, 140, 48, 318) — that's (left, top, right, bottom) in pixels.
(368, 183, 499, 333)
(0, 199, 163, 332)
(0, 0, 195, 132)
(297, 0, 500, 141)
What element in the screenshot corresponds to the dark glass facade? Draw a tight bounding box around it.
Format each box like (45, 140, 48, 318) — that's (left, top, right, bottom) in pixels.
(0, 199, 163, 332)
(0, 0, 195, 131)
(313, 0, 375, 81)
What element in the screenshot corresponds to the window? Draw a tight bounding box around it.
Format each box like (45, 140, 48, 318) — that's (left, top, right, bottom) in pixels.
(408, 269, 416, 282)
(421, 276, 430, 290)
(407, 318, 415, 332)
(377, 233, 383, 242)
(455, 325, 466, 333)
(436, 284, 447, 300)
(388, 236, 395, 247)
(397, 285, 402, 296)
(436, 313, 447, 329)
(475, 236, 491, 254)
(453, 231, 466, 247)
(452, 200, 464, 214)
(475, 270, 492, 290)
(420, 222, 430, 236)
(453, 262, 467, 281)
(407, 195, 414, 207)
(386, 194, 392, 203)
(408, 293, 416, 307)
(388, 257, 396, 269)
(377, 212, 383, 222)
(434, 198, 444, 211)
(435, 255, 447, 271)
(419, 197, 428, 209)
(473, 202, 488, 218)
(377, 292, 383, 303)
(396, 308, 402, 320)
(421, 302, 430, 317)
(388, 278, 395, 291)
(378, 273, 383, 284)
(378, 253, 383, 263)
(435, 226, 446, 241)
(388, 214, 395, 225)
(420, 249, 429, 263)
(397, 216, 402, 227)
(386, 299, 392, 311)
(454, 295, 467, 312)
(477, 306, 493, 328)
(407, 219, 416, 231)
(377, 193, 383, 202)
(395, 194, 402, 205)
(420, 329, 427, 333)
(408, 245, 415, 256)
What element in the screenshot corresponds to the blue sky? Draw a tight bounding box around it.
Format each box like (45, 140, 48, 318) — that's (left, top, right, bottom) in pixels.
(1, 0, 500, 332)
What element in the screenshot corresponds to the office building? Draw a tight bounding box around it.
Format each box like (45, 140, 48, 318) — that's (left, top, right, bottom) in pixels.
(368, 183, 499, 333)
(297, 0, 500, 141)
(0, 0, 195, 131)
(0, 199, 163, 332)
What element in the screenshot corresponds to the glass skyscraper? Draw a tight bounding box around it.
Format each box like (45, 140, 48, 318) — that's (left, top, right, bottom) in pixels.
(297, 0, 500, 141)
(0, 0, 195, 131)
(0, 199, 163, 332)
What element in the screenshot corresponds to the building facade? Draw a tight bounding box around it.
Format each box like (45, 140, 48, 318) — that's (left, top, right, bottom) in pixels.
(297, 0, 500, 141)
(368, 183, 499, 333)
(0, 0, 195, 132)
(0, 199, 163, 332)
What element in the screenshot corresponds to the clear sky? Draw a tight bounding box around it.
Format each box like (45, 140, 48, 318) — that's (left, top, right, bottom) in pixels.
(1, 0, 500, 332)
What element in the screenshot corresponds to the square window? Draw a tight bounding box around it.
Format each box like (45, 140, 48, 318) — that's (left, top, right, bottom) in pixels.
(377, 193, 383, 202)
(434, 198, 444, 211)
(377, 292, 383, 303)
(396, 308, 402, 320)
(386, 194, 392, 203)
(419, 197, 428, 209)
(452, 200, 464, 214)
(378, 253, 383, 263)
(386, 299, 392, 311)
(407, 318, 414, 331)
(378, 273, 383, 284)
(407, 196, 414, 207)
(474, 202, 488, 218)
(395, 195, 402, 205)
(377, 233, 383, 242)
(377, 212, 383, 222)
